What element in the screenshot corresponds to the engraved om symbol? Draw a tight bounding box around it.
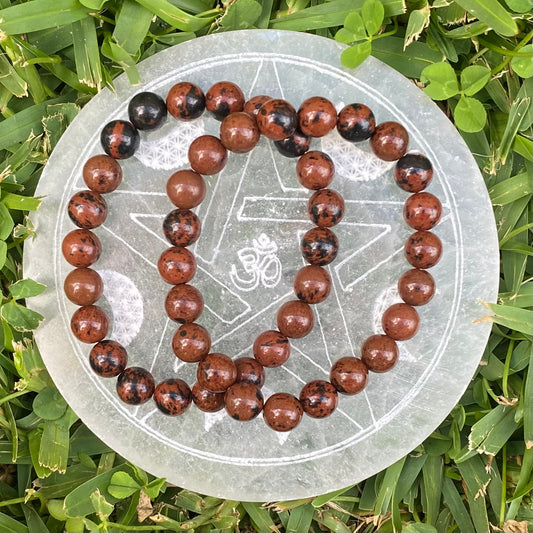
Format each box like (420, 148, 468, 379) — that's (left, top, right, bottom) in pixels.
(230, 233, 282, 292)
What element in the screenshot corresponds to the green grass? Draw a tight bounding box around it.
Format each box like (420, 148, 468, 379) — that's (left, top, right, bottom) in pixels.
(0, 0, 532, 531)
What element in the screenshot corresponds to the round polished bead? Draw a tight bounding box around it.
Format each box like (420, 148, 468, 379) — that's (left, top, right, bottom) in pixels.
(308, 189, 345, 227)
(394, 153, 434, 192)
(293, 265, 331, 304)
(192, 382, 225, 412)
(166, 81, 205, 121)
(219, 112, 260, 153)
(404, 230, 442, 269)
(89, 340, 127, 377)
(235, 357, 265, 387)
(166, 170, 206, 209)
(165, 284, 203, 324)
(154, 379, 192, 416)
(128, 91, 167, 130)
(172, 323, 211, 363)
(100, 120, 139, 159)
(274, 129, 310, 158)
(370, 121, 409, 161)
(116, 367, 155, 405)
(62, 229, 102, 268)
(300, 380, 338, 418)
(158, 246, 196, 285)
(277, 300, 314, 339)
(163, 209, 201, 247)
(188, 135, 227, 175)
(301, 227, 339, 266)
(398, 268, 436, 306)
(361, 334, 399, 372)
(253, 330, 290, 367)
(382, 303, 419, 340)
(263, 393, 303, 432)
(197, 353, 237, 392)
(71, 305, 109, 343)
(337, 103, 376, 142)
(243, 95, 271, 119)
(82, 155, 122, 193)
(404, 192, 442, 230)
(225, 383, 264, 421)
(296, 151, 335, 190)
(330, 357, 368, 395)
(68, 190, 107, 229)
(298, 96, 337, 138)
(64, 267, 103, 306)
(256, 99, 298, 141)
(205, 81, 245, 121)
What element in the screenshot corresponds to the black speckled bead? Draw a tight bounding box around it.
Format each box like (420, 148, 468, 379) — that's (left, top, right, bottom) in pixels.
(116, 367, 155, 405)
(301, 227, 339, 266)
(225, 383, 264, 421)
(256, 99, 298, 141)
(89, 340, 127, 377)
(100, 120, 139, 159)
(192, 382, 225, 412)
(337, 103, 375, 142)
(300, 380, 338, 418)
(235, 356, 265, 387)
(394, 153, 433, 193)
(154, 378, 192, 416)
(274, 129, 310, 158)
(206, 81, 245, 121)
(128, 91, 167, 131)
(68, 190, 108, 229)
(166, 82, 205, 121)
(308, 189, 345, 228)
(163, 209, 201, 247)
(263, 393, 303, 432)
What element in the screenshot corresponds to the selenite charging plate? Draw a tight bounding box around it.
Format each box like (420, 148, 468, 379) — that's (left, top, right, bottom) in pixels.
(24, 30, 499, 501)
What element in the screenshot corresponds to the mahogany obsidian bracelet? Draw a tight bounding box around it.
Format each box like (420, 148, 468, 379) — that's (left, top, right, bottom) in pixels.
(62, 80, 443, 432)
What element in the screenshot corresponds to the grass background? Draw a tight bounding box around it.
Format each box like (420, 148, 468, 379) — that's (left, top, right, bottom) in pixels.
(0, 0, 532, 531)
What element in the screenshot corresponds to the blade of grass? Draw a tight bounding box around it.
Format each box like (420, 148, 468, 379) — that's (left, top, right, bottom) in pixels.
(113, 0, 153, 56)
(241, 502, 280, 533)
(452, 0, 518, 36)
(421, 454, 443, 526)
(442, 477, 476, 533)
(285, 504, 315, 533)
(489, 171, 532, 206)
(0, 52, 27, 97)
(72, 17, 102, 90)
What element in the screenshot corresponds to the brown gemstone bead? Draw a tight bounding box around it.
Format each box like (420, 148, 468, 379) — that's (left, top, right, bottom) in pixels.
(197, 352, 237, 392)
(100, 120, 139, 159)
(225, 383, 264, 421)
(298, 96, 337, 138)
(172, 323, 211, 363)
(382, 303, 419, 341)
(206, 81, 245, 121)
(244, 95, 271, 119)
(361, 334, 399, 372)
(404, 230, 442, 269)
(274, 129, 310, 158)
(398, 268, 436, 306)
(253, 330, 290, 367)
(263, 393, 303, 432)
(83, 154, 122, 193)
(64, 267, 103, 306)
(394, 154, 434, 193)
(68, 190, 108, 229)
(370, 121, 409, 161)
(301, 227, 339, 266)
(89, 340, 127, 377)
(337, 103, 376, 142)
(165, 284, 203, 324)
(188, 135, 227, 175)
(256, 99, 298, 141)
(330, 357, 368, 395)
(296, 151, 335, 190)
(71, 305, 109, 343)
(116, 367, 155, 405)
(192, 382, 225, 412)
(158, 247, 196, 285)
(166, 170, 206, 209)
(293, 265, 331, 304)
(62, 229, 102, 268)
(277, 300, 314, 339)
(300, 380, 338, 418)
(308, 189, 345, 228)
(404, 192, 442, 230)
(166, 81, 205, 121)
(235, 356, 265, 387)
(219, 112, 260, 153)
(154, 378, 192, 416)
(163, 209, 201, 247)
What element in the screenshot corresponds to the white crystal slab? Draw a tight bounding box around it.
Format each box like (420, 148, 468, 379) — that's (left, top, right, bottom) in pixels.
(24, 29, 499, 501)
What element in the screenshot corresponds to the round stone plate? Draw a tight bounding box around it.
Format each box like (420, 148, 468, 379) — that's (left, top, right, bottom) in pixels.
(24, 29, 499, 501)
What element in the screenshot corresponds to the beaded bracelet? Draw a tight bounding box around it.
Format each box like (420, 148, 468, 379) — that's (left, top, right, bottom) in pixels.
(62, 80, 442, 432)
